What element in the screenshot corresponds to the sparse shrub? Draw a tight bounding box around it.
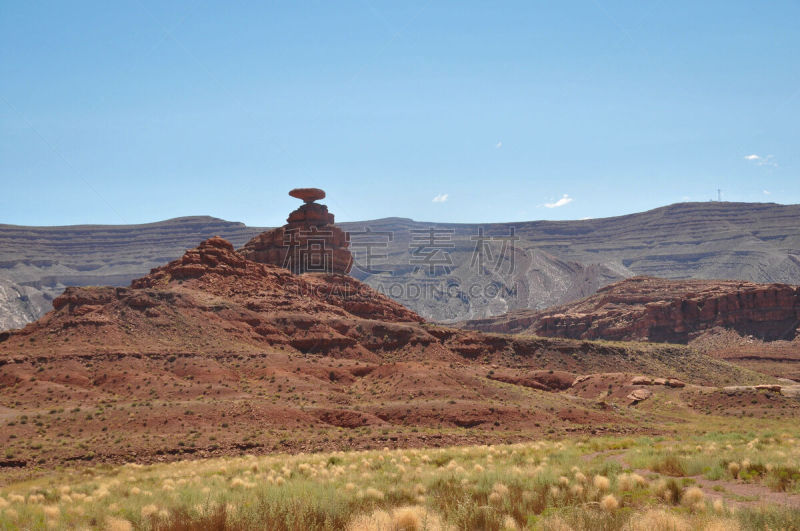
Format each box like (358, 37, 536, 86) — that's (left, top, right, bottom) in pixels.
(765, 465, 800, 491)
(594, 475, 610, 492)
(624, 509, 690, 531)
(682, 486, 705, 512)
(492, 482, 510, 498)
(141, 503, 159, 518)
(601, 493, 619, 512)
(105, 516, 133, 531)
(655, 478, 683, 505)
(364, 487, 385, 501)
(502, 514, 519, 530)
(652, 455, 686, 476)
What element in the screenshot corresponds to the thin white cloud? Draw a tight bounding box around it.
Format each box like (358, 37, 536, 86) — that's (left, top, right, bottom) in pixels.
(432, 193, 448, 203)
(545, 194, 573, 208)
(495, 141, 503, 149)
(763, 190, 771, 195)
(744, 154, 778, 167)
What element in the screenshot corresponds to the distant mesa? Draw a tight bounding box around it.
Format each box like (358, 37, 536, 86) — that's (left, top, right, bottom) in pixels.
(289, 187, 326, 203)
(239, 188, 352, 275)
(462, 276, 800, 344)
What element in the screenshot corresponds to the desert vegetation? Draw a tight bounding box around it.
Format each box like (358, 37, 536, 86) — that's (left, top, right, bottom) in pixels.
(1, 432, 798, 530)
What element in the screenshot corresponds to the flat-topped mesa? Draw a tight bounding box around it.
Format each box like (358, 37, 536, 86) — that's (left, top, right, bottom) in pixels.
(239, 188, 352, 274)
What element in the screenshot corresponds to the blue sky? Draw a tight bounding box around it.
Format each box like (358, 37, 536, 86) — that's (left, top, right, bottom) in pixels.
(1, 1, 798, 227)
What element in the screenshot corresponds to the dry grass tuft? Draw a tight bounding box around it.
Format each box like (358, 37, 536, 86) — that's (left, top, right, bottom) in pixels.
(682, 486, 704, 505)
(712, 498, 725, 513)
(141, 503, 159, 518)
(347, 508, 392, 531)
(502, 514, 519, 530)
(594, 475, 610, 492)
(702, 518, 741, 531)
(392, 506, 423, 531)
(364, 487, 385, 501)
(105, 516, 134, 531)
(540, 514, 575, 531)
(624, 509, 690, 531)
(601, 493, 619, 512)
(347, 505, 444, 531)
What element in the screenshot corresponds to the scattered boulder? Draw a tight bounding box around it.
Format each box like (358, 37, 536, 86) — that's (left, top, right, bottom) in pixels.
(572, 374, 592, 386)
(629, 375, 684, 388)
(627, 388, 653, 403)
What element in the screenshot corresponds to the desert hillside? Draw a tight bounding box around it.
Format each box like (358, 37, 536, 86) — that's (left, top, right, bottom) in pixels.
(0, 237, 775, 473)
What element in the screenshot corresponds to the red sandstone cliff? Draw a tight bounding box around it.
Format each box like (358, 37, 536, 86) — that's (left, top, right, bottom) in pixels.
(462, 276, 800, 343)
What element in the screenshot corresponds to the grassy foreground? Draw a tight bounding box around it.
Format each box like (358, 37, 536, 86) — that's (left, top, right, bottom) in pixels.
(1, 432, 799, 530)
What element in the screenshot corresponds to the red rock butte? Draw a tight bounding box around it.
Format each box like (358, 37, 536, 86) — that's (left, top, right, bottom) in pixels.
(239, 188, 352, 274)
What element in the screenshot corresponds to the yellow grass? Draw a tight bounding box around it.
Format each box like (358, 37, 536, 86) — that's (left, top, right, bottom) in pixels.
(0, 432, 797, 530)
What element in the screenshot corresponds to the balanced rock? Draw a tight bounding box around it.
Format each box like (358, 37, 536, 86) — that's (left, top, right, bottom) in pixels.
(239, 188, 352, 274)
(289, 187, 326, 203)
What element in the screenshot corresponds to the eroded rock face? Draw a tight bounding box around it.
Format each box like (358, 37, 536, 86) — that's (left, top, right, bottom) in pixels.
(464, 276, 800, 343)
(133, 236, 248, 285)
(3, 236, 422, 359)
(239, 189, 352, 274)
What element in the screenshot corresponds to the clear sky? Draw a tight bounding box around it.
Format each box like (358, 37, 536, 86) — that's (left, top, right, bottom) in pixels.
(1, 1, 798, 227)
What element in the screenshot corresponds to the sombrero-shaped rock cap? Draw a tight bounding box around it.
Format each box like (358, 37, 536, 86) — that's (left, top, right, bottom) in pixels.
(289, 188, 326, 203)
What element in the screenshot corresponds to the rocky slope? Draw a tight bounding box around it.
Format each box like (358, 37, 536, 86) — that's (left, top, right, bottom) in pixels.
(0, 238, 769, 470)
(0, 216, 263, 331)
(462, 276, 800, 344)
(0, 237, 420, 358)
(0, 278, 52, 331)
(2, 201, 800, 330)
